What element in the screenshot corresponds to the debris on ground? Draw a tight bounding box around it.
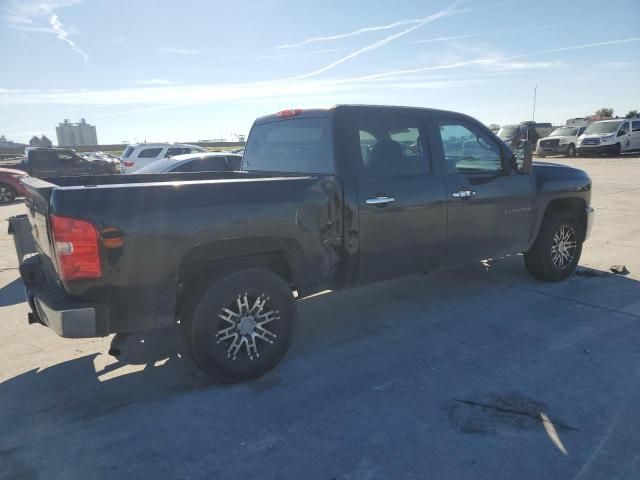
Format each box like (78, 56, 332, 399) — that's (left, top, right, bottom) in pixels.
(610, 265, 630, 275)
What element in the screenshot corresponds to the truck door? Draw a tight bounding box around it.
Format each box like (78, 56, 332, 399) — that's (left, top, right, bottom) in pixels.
(349, 108, 447, 284)
(430, 113, 535, 266)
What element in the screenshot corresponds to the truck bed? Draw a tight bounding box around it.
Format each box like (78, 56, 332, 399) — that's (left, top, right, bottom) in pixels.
(17, 170, 344, 335)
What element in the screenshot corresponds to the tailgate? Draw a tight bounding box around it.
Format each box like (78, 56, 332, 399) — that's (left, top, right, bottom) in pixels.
(18, 176, 57, 262)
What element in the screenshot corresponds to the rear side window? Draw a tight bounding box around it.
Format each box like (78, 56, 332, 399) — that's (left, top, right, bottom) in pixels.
(166, 147, 191, 156)
(30, 151, 58, 168)
(172, 156, 229, 172)
(122, 146, 134, 158)
(633, 121, 640, 132)
(243, 118, 334, 174)
(138, 148, 163, 158)
(226, 155, 242, 170)
(356, 113, 430, 177)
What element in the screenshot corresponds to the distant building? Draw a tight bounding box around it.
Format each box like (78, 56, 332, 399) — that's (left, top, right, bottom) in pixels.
(56, 118, 98, 147)
(29, 135, 53, 147)
(0, 135, 26, 150)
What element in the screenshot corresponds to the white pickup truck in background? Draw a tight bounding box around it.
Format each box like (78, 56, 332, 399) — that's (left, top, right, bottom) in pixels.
(537, 125, 588, 157)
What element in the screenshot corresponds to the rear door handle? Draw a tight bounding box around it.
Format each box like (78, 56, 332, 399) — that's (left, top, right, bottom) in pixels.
(452, 190, 476, 199)
(366, 196, 396, 206)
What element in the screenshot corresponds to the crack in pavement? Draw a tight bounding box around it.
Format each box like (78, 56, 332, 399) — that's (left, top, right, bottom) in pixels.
(453, 399, 580, 432)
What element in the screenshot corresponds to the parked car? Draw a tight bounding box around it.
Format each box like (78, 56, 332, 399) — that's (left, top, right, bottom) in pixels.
(134, 152, 242, 174)
(120, 143, 207, 173)
(537, 125, 588, 157)
(577, 118, 640, 155)
(9, 105, 594, 383)
(22, 147, 118, 177)
(0, 167, 28, 203)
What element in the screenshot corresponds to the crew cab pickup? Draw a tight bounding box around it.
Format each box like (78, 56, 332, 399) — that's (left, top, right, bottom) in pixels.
(9, 105, 594, 382)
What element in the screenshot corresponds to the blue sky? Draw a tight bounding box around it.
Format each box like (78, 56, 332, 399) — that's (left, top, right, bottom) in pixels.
(1, 0, 639, 144)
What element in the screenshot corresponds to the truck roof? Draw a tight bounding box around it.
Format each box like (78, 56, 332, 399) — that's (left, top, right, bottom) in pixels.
(253, 104, 470, 125)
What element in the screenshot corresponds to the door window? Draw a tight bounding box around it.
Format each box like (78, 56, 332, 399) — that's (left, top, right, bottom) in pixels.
(632, 121, 640, 132)
(138, 147, 163, 158)
(618, 122, 629, 136)
(30, 151, 58, 169)
(357, 114, 430, 176)
(438, 123, 502, 174)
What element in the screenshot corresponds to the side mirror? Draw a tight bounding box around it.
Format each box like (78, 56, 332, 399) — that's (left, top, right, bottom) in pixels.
(518, 151, 533, 174)
(510, 145, 532, 174)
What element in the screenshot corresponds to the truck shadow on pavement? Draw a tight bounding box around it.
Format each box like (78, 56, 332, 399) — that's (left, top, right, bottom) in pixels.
(0, 277, 24, 307)
(1, 257, 639, 411)
(1, 256, 640, 478)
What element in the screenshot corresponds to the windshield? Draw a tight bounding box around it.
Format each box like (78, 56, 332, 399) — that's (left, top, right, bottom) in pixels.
(242, 118, 334, 174)
(497, 126, 518, 139)
(585, 121, 622, 134)
(550, 127, 579, 136)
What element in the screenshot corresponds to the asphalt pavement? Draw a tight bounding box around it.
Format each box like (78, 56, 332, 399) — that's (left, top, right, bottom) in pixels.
(1, 155, 639, 480)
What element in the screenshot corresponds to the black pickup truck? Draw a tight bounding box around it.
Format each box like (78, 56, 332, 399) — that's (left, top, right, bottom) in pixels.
(9, 105, 594, 382)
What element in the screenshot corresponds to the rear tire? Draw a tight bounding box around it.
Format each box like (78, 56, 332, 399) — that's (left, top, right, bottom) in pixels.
(524, 211, 583, 282)
(186, 269, 296, 383)
(0, 184, 16, 203)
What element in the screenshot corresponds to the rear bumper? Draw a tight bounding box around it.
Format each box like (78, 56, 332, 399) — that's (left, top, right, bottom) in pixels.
(20, 255, 110, 338)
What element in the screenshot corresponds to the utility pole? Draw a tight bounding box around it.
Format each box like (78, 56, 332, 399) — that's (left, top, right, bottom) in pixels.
(532, 83, 537, 122)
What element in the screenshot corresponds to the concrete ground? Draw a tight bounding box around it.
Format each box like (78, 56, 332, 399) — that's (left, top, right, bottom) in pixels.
(1, 155, 639, 480)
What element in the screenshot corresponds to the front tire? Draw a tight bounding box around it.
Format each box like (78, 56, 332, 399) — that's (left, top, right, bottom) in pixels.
(613, 143, 622, 156)
(0, 183, 16, 203)
(524, 212, 583, 282)
(567, 144, 576, 157)
(187, 269, 296, 383)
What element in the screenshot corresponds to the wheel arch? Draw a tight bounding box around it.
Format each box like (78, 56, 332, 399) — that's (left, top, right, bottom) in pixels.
(541, 197, 587, 240)
(176, 236, 304, 316)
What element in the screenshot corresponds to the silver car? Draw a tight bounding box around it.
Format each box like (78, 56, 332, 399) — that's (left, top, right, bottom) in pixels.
(133, 152, 242, 174)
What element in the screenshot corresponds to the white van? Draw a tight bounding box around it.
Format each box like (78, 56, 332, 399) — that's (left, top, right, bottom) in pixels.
(577, 119, 640, 156)
(120, 143, 207, 173)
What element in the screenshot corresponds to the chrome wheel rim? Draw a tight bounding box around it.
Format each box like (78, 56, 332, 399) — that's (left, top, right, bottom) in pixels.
(216, 292, 279, 360)
(0, 186, 14, 203)
(551, 225, 577, 269)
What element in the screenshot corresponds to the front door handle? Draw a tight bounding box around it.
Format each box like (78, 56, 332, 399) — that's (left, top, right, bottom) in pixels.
(452, 190, 476, 199)
(366, 196, 396, 206)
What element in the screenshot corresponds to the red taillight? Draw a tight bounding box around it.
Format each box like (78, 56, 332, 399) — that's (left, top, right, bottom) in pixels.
(51, 215, 102, 281)
(123, 160, 135, 167)
(276, 109, 302, 118)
